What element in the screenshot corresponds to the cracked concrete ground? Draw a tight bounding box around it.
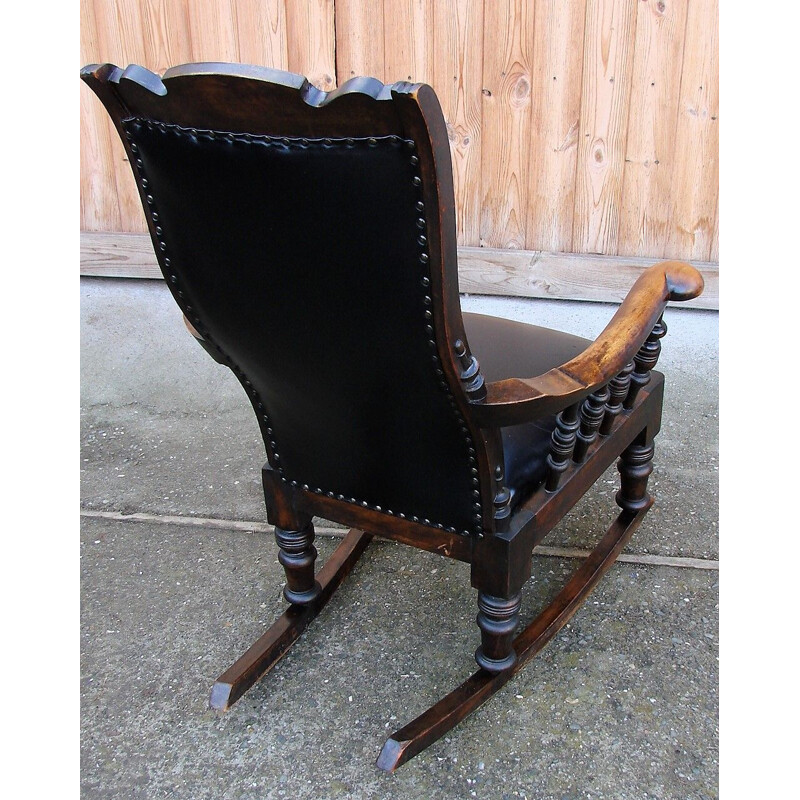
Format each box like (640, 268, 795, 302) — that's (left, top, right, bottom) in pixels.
(81, 277, 718, 799)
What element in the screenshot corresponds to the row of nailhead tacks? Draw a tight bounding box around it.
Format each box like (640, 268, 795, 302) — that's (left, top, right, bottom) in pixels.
(123, 118, 482, 537)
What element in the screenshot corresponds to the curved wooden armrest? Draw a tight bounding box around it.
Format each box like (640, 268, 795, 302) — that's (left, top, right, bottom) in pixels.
(471, 261, 704, 427)
(182, 315, 230, 365)
(183, 315, 203, 341)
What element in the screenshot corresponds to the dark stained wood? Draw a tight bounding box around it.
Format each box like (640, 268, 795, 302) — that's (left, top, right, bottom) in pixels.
(210, 528, 372, 711)
(377, 500, 652, 772)
(472, 262, 703, 427)
(600, 361, 634, 435)
(491, 463, 512, 530)
(572, 385, 611, 463)
(545, 402, 580, 491)
(81, 61, 704, 772)
(273, 523, 321, 605)
(616, 440, 656, 515)
(625, 317, 667, 410)
(523, 377, 664, 535)
(292, 487, 475, 563)
(474, 590, 522, 672)
(453, 337, 487, 402)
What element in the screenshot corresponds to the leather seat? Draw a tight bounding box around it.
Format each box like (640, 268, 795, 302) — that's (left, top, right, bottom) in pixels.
(463, 313, 591, 508)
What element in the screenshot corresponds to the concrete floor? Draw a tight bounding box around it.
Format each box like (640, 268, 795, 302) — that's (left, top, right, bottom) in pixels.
(80, 277, 719, 799)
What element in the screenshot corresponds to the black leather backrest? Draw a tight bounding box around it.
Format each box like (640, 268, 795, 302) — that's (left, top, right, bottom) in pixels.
(124, 117, 481, 534)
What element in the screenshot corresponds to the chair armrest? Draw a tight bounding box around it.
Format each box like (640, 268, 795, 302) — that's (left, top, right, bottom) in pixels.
(470, 261, 704, 427)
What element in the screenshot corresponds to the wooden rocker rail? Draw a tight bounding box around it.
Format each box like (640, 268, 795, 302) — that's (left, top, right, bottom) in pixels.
(376, 501, 652, 772)
(209, 503, 651, 770)
(210, 527, 372, 711)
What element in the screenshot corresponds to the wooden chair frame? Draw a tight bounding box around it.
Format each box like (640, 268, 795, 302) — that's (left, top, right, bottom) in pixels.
(81, 61, 703, 771)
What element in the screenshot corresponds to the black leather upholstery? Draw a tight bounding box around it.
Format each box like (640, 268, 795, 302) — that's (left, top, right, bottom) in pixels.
(125, 119, 482, 534)
(124, 117, 595, 529)
(463, 313, 591, 507)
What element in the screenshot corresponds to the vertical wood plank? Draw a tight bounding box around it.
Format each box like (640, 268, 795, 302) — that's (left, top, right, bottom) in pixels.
(80, 87, 119, 232)
(433, 0, 483, 246)
(525, 0, 587, 253)
(79, 0, 718, 268)
(285, 0, 336, 90)
(383, 0, 434, 83)
(88, 0, 149, 232)
(334, 0, 385, 81)
(81, 0, 122, 232)
(709, 200, 719, 263)
(232, 0, 288, 70)
(479, 0, 535, 250)
(618, 0, 689, 258)
(573, 0, 637, 255)
(137, 0, 193, 74)
(666, 0, 718, 261)
(186, 0, 238, 61)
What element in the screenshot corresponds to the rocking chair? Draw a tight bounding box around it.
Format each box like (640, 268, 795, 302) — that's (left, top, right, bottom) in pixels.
(80, 62, 703, 771)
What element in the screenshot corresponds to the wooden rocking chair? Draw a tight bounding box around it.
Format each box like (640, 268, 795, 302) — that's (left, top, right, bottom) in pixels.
(81, 62, 703, 771)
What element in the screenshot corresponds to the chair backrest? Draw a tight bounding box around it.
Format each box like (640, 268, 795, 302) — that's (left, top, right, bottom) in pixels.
(82, 62, 501, 537)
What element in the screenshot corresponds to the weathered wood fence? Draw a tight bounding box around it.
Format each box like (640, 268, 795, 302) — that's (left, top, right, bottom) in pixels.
(80, 0, 718, 307)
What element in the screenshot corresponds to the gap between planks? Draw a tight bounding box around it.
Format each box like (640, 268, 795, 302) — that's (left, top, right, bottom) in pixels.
(80, 231, 719, 311)
(80, 508, 719, 571)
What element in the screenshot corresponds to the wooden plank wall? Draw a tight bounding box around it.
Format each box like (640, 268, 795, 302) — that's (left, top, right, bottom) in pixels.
(80, 0, 719, 303)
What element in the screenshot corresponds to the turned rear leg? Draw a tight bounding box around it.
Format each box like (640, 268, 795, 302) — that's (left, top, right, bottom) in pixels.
(262, 466, 322, 605)
(274, 521, 322, 605)
(475, 590, 521, 673)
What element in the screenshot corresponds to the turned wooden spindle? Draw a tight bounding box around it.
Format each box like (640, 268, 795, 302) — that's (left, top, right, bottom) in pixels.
(493, 463, 512, 531)
(615, 441, 655, 514)
(475, 590, 521, 673)
(600, 362, 635, 435)
(545, 402, 580, 491)
(572, 385, 611, 463)
(454, 338, 487, 402)
(624, 317, 667, 409)
(274, 523, 322, 604)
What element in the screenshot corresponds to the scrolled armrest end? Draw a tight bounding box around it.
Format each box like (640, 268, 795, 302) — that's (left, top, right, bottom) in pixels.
(662, 260, 705, 302)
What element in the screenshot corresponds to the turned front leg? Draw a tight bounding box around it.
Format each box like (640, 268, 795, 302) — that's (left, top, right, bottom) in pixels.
(274, 522, 322, 605)
(616, 438, 655, 514)
(475, 591, 521, 673)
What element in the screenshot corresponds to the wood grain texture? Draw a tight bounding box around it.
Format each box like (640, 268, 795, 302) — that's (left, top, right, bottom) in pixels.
(432, 0, 483, 246)
(138, 0, 193, 76)
(334, 0, 384, 80)
(383, 0, 434, 84)
(666, 0, 719, 261)
(81, 0, 122, 232)
(709, 200, 719, 263)
(285, 0, 336, 91)
(526, 0, 586, 252)
(479, 0, 535, 250)
(186, 0, 238, 61)
(573, 0, 637, 255)
(80, 232, 163, 278)
(618, 0, 689, 258)
(232, 0, 288, 70)
(80, 232, 718, 310)
(87, 0, 148, 233)
(457, 246, 716, 308)
(79, 0, 719, 265)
